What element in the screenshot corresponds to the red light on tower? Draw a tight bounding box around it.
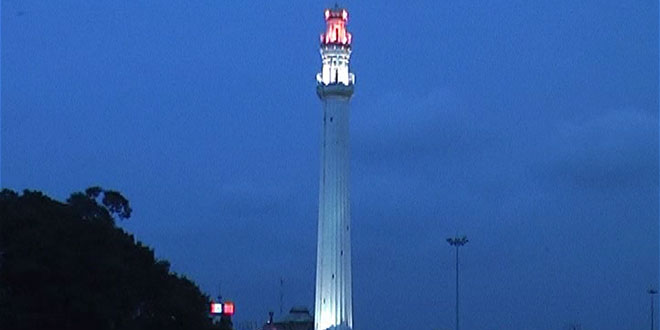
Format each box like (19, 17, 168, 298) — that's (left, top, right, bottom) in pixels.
(321, 7, 351, 46)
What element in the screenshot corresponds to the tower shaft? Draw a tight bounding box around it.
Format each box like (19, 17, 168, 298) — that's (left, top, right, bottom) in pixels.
(316, 93, 352, 330)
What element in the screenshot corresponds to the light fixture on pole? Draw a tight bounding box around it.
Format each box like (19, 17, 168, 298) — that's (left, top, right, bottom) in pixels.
(648, 287, 657, 330)
(447, 235, 468, 330)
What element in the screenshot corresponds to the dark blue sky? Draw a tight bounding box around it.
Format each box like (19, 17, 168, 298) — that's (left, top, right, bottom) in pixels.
(2, 1, 658, 329)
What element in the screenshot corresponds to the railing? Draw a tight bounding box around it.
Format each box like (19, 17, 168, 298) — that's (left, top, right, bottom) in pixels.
(316, 72, 355, 86)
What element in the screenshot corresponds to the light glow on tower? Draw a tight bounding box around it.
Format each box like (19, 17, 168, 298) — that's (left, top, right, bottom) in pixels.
(320, 8, 351, 46)
(317, 6, 355, 87)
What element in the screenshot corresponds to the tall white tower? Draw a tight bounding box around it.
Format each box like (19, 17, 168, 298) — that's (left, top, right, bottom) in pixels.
(314, 6, 355, 330)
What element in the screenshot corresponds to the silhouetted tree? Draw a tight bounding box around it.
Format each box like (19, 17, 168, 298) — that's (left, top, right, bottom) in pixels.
(0, 188, 222, 330)
(215, 314, 234, 330)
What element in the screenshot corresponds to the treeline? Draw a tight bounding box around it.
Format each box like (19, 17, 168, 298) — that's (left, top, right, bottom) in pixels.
(0, 188, 225, 330)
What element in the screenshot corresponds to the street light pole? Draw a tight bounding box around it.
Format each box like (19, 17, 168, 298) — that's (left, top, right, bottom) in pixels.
(649, 288, 658, 330)
(447, 235, 468, 330)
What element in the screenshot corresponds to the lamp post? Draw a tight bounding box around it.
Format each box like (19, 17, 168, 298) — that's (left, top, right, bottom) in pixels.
(447, 235, 468, 330)
(648, 287, 658, 330)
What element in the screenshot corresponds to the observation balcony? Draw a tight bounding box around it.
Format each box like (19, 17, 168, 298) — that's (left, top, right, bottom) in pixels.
(316, 72, 355, 86)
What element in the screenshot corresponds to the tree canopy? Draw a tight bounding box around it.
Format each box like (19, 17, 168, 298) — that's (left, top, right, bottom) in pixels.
(0, 188, 226, 330)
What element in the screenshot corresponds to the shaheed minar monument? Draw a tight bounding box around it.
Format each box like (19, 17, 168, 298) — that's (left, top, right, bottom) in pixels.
(261, 6, 355, 330)
(314, 5, 355, 330)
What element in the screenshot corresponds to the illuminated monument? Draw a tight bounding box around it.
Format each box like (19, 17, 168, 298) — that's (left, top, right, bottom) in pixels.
(314, 6, 355, 330)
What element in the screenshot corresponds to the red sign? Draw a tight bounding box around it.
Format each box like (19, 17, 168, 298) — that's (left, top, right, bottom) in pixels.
(209, 301, 235, 316)
(210, 303, 223, 314)
(223, 301, 235, 316)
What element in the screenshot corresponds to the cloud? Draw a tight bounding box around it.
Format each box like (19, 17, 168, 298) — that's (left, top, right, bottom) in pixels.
(353, 87, 498, 165)
(542, 109, 658, 190)
(218, 181, 295, 219)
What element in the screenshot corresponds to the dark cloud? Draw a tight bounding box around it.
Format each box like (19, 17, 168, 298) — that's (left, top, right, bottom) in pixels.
(544, 109, 658, 189)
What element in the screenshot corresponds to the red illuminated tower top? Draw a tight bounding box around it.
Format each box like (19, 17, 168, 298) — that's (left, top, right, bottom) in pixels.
(317, 5, 355, 88)
(320, 6, 352, 47)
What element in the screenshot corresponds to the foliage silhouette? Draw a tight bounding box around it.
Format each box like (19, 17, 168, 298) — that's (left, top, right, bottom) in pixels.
(0, 188, 227, 330)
